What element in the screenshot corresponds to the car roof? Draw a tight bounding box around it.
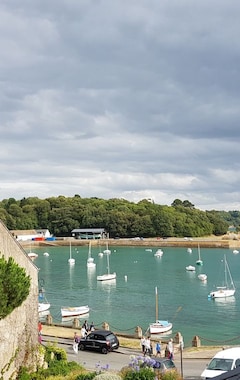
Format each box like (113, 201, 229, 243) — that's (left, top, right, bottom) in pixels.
(212, 347, 240, 360)
(90, 329, 114, 336)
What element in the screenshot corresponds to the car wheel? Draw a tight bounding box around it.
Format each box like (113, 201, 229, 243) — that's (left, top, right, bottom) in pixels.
(101, 347, 108, 354)
(79, 344, 85, 351)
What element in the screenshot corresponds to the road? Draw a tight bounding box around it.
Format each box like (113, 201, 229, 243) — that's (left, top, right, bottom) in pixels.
(42, 336, 209, 379)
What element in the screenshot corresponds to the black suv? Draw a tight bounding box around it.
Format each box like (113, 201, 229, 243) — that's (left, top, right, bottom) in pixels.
(78, 330, 119, 354)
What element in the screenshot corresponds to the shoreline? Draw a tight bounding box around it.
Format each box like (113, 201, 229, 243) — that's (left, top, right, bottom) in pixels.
(20, 235, 239, 249)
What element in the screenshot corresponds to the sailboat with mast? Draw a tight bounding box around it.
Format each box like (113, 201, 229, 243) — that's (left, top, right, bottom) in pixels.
(196, 244, 203, 266)
(87, 241, 96, 268)
(208, 255, 235, 299)
(68, 240, 75, 265)
(149, 286, 172, 334)
(97, 245, 116, 281)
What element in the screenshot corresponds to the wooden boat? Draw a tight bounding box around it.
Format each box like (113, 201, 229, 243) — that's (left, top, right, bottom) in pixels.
(149, 287, 172, 334)
(61, 305, 90, 317)
(208, 255, 235, 299)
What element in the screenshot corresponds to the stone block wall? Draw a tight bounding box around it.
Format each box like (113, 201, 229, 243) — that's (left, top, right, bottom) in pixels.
(0, 221, 39, 379)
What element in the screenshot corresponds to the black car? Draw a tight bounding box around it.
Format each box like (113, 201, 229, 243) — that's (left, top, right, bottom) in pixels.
(152, 357, 177, 373)
(78, 330, 119, 354)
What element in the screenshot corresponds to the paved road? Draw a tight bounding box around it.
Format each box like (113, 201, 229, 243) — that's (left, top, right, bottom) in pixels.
(42, 335, 209, 379)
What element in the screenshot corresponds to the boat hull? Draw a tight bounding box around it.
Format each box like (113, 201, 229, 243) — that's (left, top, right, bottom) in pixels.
(61, 305, 90, 317)
(38, 303, 51, 313)
(209, 289, 235, 299)
(149, 321, 173, 334)
(97, 273, 116, 281)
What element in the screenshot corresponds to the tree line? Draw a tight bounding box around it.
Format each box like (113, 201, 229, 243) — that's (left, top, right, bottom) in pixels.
(0, 195, 238, 238)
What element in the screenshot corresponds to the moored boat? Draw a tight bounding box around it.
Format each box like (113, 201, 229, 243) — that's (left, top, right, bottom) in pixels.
(198, 273, 207, 281)
(149, 287, 172, 334)
(186, 265, 195, 271)
(61, 305, 90, 317)
(208, 255, 235, 299)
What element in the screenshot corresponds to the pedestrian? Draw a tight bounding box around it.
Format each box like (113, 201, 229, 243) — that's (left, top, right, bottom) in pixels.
(167, 338, 174, 360)
(38, 321, 42, 344)
(81, 325, 87, 338)
(89, 321, 95, 331)
(82, 320, 89, 332)
(73, 332, 79, 354)
(145, 337, 151, 356)
(140, 336, 146, 355)
(155, 340, 161, 357)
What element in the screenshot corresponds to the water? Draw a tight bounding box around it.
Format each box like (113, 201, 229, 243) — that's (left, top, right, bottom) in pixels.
(35, 245, 240, 347)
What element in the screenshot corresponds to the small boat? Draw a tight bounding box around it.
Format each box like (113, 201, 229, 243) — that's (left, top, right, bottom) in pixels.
(98, 252, 103, 257)
(97, 247, 116, 281)
(87, 241, 96, 268)
(187, 248, 192, 253)
(43, 252, 49, 257)
(186, 265, 196, 271)
(149, 286, 172, 334)
(233, 250, 239, 254)
(145, 248, 152, 252)
(154, 249, 163, 257)
(38, 302, 51, 313)
(68, 241, 75, 265)
(198, 273, 207, 281)
(61, 305, 90, 317)
(28, 252, 38, 259)
(196, 244, 203, 266)
(208, 255, 235, 299)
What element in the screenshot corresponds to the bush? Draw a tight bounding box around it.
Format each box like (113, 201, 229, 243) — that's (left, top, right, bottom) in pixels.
(123, 367, 155, 380)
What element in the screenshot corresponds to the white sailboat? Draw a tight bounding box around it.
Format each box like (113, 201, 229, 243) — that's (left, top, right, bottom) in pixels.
(97, 246, 116, 281)
(149, 286, 172, 334)
(196, 244, 203, 266)
(87, 241, 96, 268)
(68, 241, 75, 265)
(208, 255, 235, 299)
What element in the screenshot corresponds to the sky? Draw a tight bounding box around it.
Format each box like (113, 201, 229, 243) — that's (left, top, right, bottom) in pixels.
(1, 1, 240, 211)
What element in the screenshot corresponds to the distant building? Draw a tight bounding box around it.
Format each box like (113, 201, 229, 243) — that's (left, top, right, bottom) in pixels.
(11, 229, 52, 241)
(71, 228, 107, 239)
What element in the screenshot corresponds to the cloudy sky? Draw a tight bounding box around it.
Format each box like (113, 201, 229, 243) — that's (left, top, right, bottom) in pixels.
(1, 1, 240, 211)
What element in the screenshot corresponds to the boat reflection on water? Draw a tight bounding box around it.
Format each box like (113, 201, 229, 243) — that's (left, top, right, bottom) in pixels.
(97, 278, 116, 291)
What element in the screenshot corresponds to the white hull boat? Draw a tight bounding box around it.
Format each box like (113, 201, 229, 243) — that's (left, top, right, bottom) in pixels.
(186, 265, 195, 271)
(97, 245, 116, 282)
(38, 302, 51, 313)
(61, 305, 90, 317)
(233, 250, 239, 254)
(187, 248, 192, 253)
(149, 286, 172, 334)
(198, 273, 207, 281)
(68, 241, 75, 265)
(87, 242, 96, 268)
(209, 255, 235, 299)
(196, 244, 203, 266)
(154, 249, 163, 257)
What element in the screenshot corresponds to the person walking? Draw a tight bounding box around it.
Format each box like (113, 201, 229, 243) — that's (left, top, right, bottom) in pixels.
(155, 341, 161, 357)
(73, 332, 79, 354)
(167, 338, 174, 360)
(145, 337, 152, 356)
(140, 336, 146, 355)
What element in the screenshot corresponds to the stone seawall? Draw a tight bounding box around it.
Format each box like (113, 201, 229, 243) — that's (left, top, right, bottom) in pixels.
(0, 222, 39, 379)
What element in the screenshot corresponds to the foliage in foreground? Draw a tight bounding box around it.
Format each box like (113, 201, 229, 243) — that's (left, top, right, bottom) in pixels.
(0, 255, 31, 319)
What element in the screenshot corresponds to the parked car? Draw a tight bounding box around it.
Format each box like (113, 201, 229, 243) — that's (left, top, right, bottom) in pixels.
(78, 329, 119, 354)
(152, 357, 177, 373)
(201, 347, 240, 379)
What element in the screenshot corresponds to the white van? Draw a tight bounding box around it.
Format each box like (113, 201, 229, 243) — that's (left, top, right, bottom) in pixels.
(201, 347, 240, 379)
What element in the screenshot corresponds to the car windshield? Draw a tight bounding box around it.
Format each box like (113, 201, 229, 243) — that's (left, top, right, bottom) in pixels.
(163, 360, 176, 369)
(207, 358, 233, 371)
(106, 334, 116, 341)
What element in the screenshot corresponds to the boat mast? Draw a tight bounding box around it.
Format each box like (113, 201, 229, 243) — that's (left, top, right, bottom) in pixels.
(155, 286, 158, 322)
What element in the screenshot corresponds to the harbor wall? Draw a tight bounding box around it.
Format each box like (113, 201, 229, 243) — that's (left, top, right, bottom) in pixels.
(0, 221, 39, 379)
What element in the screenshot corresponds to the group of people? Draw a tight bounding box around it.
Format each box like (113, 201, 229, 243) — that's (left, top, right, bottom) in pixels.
(140, 336, 174, 359)
(73, 320, 95, 353)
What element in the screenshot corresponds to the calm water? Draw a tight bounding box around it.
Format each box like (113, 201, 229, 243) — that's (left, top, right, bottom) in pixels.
(34, 244, 240, 347)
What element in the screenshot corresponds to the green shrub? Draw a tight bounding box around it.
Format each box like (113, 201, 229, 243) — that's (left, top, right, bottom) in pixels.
(76, 372, 98, 380)
(0, 256, 31, 318)
(123, 367, 155, 380)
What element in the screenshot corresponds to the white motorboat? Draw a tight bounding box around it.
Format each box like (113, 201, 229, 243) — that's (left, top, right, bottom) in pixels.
(187, 248, 192, 253)
(87, 241, 96, 268)
(97, 246, 116, 281)
(198, 273, 207, 281)
(61, 305, 90, 318)
(186, 265, 196, 271)
(233, 250, 239, 254)
(149, 286, 172, 334)
(154, 249, 163, 257)
(68, 241, 75, 265)
(43, 252, 49, 257)
(38, 302, 51, 313)
(208, 255, 235, 299)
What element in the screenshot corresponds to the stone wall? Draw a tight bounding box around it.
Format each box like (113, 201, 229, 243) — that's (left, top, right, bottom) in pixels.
(0, 221, 39, 379)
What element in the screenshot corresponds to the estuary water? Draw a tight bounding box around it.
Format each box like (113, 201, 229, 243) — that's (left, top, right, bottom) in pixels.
(34, 244, 240, 347)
